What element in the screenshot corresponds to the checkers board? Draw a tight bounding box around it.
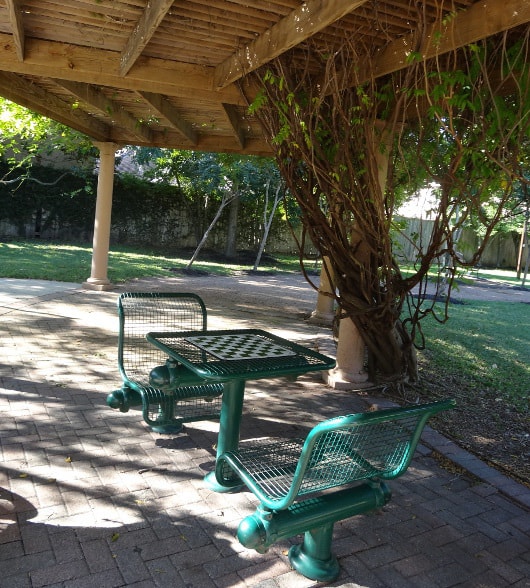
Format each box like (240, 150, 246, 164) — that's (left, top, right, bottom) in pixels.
(184, 333, 297, 361)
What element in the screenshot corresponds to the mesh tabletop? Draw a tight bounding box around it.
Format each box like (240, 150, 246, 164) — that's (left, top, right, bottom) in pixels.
(146, 329, 336, 382)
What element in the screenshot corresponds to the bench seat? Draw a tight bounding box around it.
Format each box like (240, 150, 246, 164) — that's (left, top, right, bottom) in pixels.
(215, 398, 455, 581)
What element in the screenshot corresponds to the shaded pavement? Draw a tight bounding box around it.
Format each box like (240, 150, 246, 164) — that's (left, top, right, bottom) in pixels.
(0, 274, 529, 587)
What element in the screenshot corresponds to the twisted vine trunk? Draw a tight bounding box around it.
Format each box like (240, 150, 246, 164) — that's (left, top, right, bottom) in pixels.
(256, 76, 419, 381)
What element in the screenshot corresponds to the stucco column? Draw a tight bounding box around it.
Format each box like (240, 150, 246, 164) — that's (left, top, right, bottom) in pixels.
(325, 123, 392, 389)
(83, 142, 118, 291)
(324, 317, 369, 388)
(308, 256, 335, 325)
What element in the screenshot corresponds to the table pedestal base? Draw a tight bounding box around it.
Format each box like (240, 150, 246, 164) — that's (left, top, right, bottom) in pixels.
(204, 379, 246, 492)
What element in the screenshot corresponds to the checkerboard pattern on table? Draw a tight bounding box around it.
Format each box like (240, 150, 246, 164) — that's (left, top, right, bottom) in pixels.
(185, 333, 297, 361)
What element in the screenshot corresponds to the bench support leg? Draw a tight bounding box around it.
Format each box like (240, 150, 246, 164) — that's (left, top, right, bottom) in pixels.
(149, 395, 183, 434)
(289, 523, 339, 582)
(237, 482, 391, 580)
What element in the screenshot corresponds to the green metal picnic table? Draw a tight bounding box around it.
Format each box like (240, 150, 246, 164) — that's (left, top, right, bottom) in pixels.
(146, 328, 336, 491)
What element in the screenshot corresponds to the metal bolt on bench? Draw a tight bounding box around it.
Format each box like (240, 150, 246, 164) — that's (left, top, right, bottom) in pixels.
(215, 398, 456, 582)
(106, 292, 223, 433)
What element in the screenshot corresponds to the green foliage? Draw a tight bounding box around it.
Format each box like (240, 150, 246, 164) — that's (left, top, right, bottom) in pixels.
(110, 172, 189, 246)
(0, 98, 99, 238)
(0, 159, 96, 236)
(130, 148, 266, 199)
(0, 98, 96, 168)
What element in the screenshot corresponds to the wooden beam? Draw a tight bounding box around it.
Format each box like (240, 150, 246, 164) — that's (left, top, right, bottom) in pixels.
(134, 130, 273, 155)
(369, 0, 530, 82)
(5, 0, 25, 61)
(214, 0, 369, 89)
(120, 0, 175, 76)
(0, 34, 246, 105)
(221, 104, 246, 149)
(0, 72, 110, 141)
(55, 80, 153, 143)
(138, 91, 198, 145)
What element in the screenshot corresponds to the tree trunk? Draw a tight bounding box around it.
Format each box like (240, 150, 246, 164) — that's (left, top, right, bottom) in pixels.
(253, 181, 282, 271)
(249, 31, 530, 387)
(224, 193, 239, 259)
(186, 192, 235, 270)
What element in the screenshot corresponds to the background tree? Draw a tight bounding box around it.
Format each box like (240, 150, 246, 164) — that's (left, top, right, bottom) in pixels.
(131, 147, 289, 265)
(131, 149, 223, 246)
(0, 98, 98, 238)
(0, 98, 96, 171)
(250, 26, 530, 385)
(252, 167, 286, 271)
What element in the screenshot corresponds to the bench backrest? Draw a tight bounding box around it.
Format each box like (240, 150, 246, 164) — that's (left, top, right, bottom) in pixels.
(297, 400, 453, 491)
(117, 292, 207, 385)
(221, 399, 455, 510)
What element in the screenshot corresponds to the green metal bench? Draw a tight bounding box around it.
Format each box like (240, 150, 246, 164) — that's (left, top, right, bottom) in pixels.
(106, 292, 223, 433)
(215, 398, 455, 582)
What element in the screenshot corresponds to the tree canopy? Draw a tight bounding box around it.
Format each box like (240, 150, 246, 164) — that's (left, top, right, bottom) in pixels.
(0, 99, 96, 169)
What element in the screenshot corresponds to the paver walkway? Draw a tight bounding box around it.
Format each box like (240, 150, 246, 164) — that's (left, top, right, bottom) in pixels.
(0, 274, 529, 588)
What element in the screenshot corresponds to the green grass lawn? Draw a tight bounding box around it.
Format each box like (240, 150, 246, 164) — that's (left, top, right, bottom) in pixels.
(0, 240, 304, 282)
(418, 300, 530, 412)
(468, 267, 527, 286)
(401, 263, 528, 288)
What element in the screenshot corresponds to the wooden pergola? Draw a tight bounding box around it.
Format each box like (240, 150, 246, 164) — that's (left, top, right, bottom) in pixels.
(0, 1, 527, 155)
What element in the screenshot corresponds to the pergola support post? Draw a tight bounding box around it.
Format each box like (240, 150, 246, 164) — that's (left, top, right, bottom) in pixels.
(83, 142, 118, 291)
(324, 318, 370, 389)
(324, 123, 392, 390)
(308, 256, 335, 325)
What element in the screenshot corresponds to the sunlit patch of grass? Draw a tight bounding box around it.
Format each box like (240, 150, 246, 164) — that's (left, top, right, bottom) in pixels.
(0, 240, 305, 283)
(470, 267, 526, 287)
(418, 300, 530, 411)
(0, 241, 92, 281)
(400, 263, 528, 289)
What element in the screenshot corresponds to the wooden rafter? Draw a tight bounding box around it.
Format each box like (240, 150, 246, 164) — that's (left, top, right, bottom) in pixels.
(214, 0, 370, 89)
(5, 0, 25, 61)
(221, 104, 246, 150)
(0, 0, 527, 156)
(0, 34, 244, 105)
(138, 91, 198, 146)
(361, 0, 530, 83)
(120, 0, 175, 76)
(55, 80, 153, 144)
(0, 72, 110, 141)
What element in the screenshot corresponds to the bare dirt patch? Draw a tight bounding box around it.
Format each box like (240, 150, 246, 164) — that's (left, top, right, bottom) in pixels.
(399, 360, 530, 487)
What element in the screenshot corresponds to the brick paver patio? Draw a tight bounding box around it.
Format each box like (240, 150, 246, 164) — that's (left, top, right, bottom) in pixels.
(0, 275, 529, 587)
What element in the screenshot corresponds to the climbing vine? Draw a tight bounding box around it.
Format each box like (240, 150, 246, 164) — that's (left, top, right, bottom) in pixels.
(250, 23, 530, 385)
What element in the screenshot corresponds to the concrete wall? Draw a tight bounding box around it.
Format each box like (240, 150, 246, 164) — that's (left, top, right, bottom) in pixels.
(2, 213, 526, 269)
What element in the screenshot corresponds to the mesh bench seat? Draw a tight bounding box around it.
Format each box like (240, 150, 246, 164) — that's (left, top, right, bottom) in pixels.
(215, 399, 455, 581)
(106, 292, 223, 433)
